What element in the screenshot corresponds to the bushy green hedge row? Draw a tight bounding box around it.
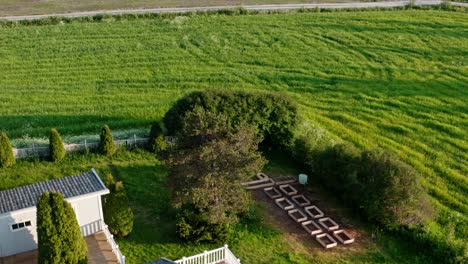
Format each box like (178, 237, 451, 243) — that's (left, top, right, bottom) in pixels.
(289, 123, 468, 262)
(293, 132, 434, 227)
(163, 90, 298, 149)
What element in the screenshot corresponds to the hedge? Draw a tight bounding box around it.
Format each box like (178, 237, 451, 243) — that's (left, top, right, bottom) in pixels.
(163, 90, 298, 149)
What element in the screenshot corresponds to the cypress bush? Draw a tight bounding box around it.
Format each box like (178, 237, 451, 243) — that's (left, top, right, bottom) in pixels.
(49, 128, 65, 162)
(103, 175, 134, 237)
(37, 192, 87, 264)
(99, 125, 116, 156)
(163, 90, 297, 149)
(148, 121, 167, 154)
(0, 132, 15, 168)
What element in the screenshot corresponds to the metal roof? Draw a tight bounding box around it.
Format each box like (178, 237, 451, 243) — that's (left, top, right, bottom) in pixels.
(0, 169, 107, 215)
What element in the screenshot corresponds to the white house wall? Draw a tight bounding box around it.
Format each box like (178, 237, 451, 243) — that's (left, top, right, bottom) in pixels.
(0, 209, 37, 257)
(0, 193, 105, 257)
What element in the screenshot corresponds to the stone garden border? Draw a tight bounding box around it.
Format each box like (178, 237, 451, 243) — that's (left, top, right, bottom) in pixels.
(316, 233, 338, 249)
(243, 178, 275, 190)
(279, 184, 298, 196)
(287, 209, 308, 223)
(304, 205, 324, 219)
(275, 197, 295, 210)
(333, 229, 355, 244)
(291, 194, 311, 207)
(274, 175, 296, 185)
(302, 220, 323, 235)
(264, 187, 282, 199)
(318, 217, 339, 231)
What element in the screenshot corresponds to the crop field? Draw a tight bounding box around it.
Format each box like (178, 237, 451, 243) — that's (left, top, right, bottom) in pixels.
(0, 7, 467, 250)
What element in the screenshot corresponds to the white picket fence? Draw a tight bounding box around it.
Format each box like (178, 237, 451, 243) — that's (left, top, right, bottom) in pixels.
(12, 136, 176, 159)
(175, 245, 240, 264)
(102, 221, 126, 264)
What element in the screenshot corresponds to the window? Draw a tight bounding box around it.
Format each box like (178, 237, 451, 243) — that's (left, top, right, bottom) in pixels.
(11, 220, 32, 231)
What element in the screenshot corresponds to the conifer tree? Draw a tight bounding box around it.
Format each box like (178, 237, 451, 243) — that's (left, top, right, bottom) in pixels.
(103, 175, 134, 237)
(99, 125, 116, 156)
(49, 128, 66, 162)
(0, 132, 15, 168)
(37, 192, 87, 264)
(148, 121, 167, 154)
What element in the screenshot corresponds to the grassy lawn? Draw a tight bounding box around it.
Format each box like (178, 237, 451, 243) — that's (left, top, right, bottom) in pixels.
(0, 0, 370, 17)
(0, 9, 466, 234)
(0, 150, 434, 263)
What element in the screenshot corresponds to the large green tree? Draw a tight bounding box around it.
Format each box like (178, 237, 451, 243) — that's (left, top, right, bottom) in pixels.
(170, 109, 266, 242)
(0, 132, 15, 168)
(37, 192, 87, 264)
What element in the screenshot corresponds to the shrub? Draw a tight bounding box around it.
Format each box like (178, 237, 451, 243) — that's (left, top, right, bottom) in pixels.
(358, 148, 434, 227)
(176, 207, 233, 244)
(49, 128, 65, 162)
(163, 90, 297, 149)
(103, 175, 134, 237)
(0, 132, 15, 168)
(37, 192, 87, 264)
(148, 121, 167, 154)
(99, 125, 116, 156)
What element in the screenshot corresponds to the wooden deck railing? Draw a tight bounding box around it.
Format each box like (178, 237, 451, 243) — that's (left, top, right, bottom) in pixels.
(101, 221, 126, 264)
(175, 245, 240, 264)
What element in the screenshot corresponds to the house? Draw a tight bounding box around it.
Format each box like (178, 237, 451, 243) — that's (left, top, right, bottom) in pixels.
(0, 169, 111, 258)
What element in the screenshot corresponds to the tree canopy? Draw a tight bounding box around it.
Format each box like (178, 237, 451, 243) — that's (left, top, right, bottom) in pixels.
(170, 109, 266, 242)
(163, 90, 297, 149)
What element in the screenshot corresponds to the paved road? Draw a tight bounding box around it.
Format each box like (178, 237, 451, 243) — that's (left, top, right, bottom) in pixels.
(0, 1, 466, 21)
